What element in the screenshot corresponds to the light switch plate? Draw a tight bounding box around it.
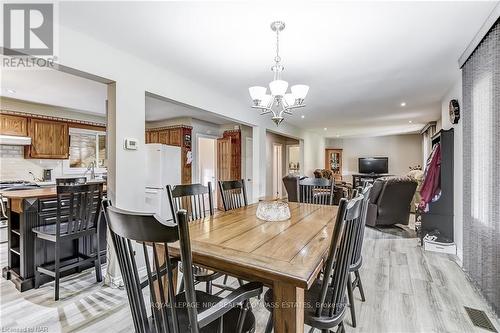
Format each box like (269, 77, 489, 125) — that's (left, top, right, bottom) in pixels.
(124, 138, 138, 150)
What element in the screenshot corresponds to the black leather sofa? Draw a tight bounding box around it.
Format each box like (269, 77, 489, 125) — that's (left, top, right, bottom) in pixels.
(365, 176, 418, 227)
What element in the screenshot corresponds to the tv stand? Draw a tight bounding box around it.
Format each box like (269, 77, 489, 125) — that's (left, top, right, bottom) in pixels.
(352, 173, 392, 188)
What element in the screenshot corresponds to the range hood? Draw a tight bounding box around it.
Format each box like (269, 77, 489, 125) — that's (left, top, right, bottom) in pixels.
(0, 135, 32, 145)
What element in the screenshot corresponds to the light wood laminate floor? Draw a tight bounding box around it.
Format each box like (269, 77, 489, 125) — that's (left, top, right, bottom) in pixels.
(1, 220, 499, 332)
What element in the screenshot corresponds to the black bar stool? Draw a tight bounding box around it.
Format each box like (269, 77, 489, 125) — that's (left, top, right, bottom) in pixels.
(33, 183, 103, 300)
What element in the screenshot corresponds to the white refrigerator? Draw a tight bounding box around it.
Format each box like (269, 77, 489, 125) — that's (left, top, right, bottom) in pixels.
(144, 143, 181, 221)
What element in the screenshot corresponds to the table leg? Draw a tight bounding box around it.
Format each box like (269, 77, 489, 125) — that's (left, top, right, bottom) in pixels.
(273, 282, 305, 333)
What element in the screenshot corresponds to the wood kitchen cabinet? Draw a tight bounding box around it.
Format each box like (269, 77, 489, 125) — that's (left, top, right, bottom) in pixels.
(169, 128, 181, 146)
(158, 130, 169, 145)
(25, 118, 69, 159)
(0, 114, 28, 136)
(149, 130, 159, 143)
(216, 130, 241, 210)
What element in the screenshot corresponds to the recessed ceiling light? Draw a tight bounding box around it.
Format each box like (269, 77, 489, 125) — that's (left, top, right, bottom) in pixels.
(408, 120, 413, 123)
(324, 127, 327, 131)
(301, 115, 305, 119)
(400, 102, 406, 107)
(6, 89, 16, 94)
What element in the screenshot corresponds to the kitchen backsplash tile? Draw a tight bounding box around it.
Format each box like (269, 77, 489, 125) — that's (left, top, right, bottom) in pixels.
(0, 145, 64, 181)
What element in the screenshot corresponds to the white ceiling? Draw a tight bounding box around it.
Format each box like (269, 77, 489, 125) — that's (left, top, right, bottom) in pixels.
(3, 2, 496, 137)
(146, 95, 237, 125)
(1, 65, 107, 114)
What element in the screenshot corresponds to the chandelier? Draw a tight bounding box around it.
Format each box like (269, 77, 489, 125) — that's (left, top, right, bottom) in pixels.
(248, 21, 309, 126)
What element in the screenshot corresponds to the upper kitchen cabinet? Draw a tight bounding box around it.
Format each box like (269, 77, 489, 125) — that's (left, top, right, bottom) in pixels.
(158, 130, 169, 145)
(169, 128, 182, 146)
(0, 114, 28, 136)
(25, 118, 69, 159)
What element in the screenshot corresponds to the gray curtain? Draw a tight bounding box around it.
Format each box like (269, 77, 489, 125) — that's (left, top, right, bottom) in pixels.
(462, 20, 500, 314)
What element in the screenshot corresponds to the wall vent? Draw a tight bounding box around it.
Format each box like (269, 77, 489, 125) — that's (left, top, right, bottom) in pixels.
(464, 306, 498, 332)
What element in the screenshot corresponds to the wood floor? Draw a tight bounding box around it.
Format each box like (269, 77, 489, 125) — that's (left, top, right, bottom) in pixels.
(1, 220, 499, 333)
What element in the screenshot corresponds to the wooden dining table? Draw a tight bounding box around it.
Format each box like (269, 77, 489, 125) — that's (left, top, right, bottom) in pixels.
(165, 202, 338, 333)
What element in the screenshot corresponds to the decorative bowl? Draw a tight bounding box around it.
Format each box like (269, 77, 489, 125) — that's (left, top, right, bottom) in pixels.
(256, 201, 291, 222)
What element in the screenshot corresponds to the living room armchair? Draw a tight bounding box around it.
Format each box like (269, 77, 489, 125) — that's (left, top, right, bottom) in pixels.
(365, 176, 418, 227)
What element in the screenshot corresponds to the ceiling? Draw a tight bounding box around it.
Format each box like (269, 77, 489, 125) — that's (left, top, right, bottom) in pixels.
(146, 94, 237, 125)
(1, 64, 108, 114)
(3, 2, 496, 137)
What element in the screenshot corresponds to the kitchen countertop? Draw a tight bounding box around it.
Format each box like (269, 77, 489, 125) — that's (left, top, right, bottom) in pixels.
(1, 182, 106, 199)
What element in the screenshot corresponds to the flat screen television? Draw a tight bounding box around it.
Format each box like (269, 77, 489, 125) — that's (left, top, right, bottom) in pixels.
(358, 157, 388, 174)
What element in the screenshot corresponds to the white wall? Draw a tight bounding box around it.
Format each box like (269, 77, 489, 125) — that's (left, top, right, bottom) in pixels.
(303, 131, 326, 177)
(326, 134, 422, 181)
(440, 75, 463, 262)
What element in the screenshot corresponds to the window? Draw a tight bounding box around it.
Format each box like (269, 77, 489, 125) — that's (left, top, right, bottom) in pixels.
(63, 127, 107, 173)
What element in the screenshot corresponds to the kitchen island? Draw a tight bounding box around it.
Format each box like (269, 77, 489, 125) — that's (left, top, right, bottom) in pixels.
(1, 185, 107, 292)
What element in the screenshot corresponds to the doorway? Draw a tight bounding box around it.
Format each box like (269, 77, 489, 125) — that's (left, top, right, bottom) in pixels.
(287, 145, 301, 175)
(197, 136, 217, 207)
(245, 137, 253, 203)
(272, 143, 283, 198)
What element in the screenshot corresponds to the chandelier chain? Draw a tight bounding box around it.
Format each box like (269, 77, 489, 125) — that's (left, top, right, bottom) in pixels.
(275, 28, 281, 64)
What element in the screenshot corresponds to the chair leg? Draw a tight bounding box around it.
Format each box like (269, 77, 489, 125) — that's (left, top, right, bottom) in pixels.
(206, 280, 213, 294)
(95, 232, 102, 283)
(265, 311, 273, 333)
(223, 274, 228, 285)
(236, 300, 249, 333)
(76, 239, 82, 273)
(34, 236, 40, 289)
(347, 273, 356, 327)
(355, 269, 366, 302)
(54, 243, 60, 301)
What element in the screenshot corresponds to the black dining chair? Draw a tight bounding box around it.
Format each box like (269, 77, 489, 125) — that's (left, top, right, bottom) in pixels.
(33, 183, 103, 300)
(264, 195, 364, 333)
(218, 179, 248, 211)
(346, 183, 372, 327)
(167, 182, 230, 294)
(299, 177, 335, 205)
(55, 177, 87, 185)
(218, 179, 249, 287)
(105, 206, 263, 333)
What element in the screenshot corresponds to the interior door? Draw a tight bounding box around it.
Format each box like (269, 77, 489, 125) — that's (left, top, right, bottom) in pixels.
(273, 144, 283, 198)
(217, 137, 232, 210)
(198, 137, 217, 209)
(245, 137, 253, 203)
